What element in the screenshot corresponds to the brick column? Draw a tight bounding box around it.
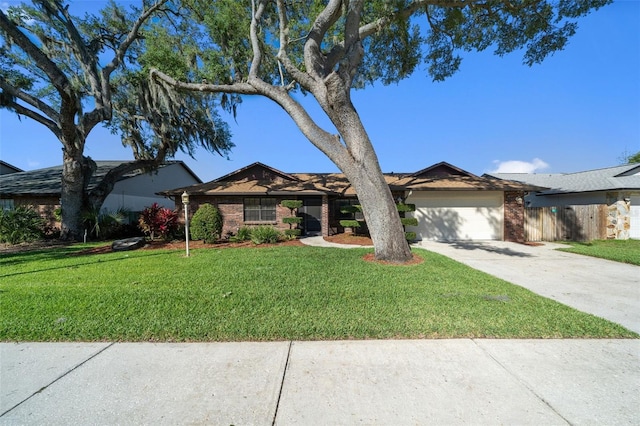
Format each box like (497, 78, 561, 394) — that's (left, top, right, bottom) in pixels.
(504, 191, 525, 243)
(322, 195, 329, 236)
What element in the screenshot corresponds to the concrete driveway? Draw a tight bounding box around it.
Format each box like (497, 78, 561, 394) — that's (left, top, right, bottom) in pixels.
(414, 240, 640, 334)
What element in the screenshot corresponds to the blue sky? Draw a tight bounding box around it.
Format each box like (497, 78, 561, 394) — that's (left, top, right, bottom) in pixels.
(1, 0, 639, 183)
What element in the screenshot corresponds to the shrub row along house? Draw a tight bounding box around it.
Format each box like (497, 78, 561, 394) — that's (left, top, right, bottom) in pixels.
(160, 162, 539, 242)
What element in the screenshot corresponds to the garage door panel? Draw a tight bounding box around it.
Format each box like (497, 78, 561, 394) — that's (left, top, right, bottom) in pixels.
(406, 191, 503, 241)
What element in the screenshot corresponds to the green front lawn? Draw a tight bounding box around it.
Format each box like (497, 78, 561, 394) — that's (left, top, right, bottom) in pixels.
(0, 244, 635, 341)
(558, 239, 640, 266)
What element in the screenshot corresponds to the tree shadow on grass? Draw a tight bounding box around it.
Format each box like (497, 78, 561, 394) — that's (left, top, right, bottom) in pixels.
(0, 248, 169, 278)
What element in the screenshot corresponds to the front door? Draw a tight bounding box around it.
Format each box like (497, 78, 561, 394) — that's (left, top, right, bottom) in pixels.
(300, 197, 322, 236)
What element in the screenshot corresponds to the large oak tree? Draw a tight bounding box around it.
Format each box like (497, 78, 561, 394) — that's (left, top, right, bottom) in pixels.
(0, 1, 233, 240)
(150, 0, 611, 262)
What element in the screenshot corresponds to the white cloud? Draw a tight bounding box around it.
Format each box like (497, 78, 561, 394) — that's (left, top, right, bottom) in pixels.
(490, 158, 549, 174)
(27, 160, 40, 169)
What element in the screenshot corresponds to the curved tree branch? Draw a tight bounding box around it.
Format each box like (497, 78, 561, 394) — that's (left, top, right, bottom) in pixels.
(150, 68, 260, 95)
(304, 0, 342, 80)
(275, 0, 314, 91)
(248, 0, 267, 80)
(0, 97, 60, 136)
(0, 78, 60, 122)
(0, 8, 76, 106)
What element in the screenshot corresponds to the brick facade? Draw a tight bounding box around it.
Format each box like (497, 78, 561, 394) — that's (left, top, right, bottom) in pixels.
(15, 196, 61, 232)
(503, 190, 525, 243)
(178, 195, 308, 238)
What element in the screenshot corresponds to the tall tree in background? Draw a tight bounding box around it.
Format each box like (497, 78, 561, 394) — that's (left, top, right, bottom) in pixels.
(624, 151, 640, 164)
(151, 0, 611, 262)
(0, 1, 233, 240)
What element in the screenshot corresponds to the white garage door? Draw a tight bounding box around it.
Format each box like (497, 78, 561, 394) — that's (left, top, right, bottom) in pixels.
(406, 191, 503, 241)
(630, 195, 640, 240)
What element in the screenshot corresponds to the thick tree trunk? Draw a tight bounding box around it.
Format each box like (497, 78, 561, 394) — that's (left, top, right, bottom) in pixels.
(311, 74, 413, 263)
(343, 163, 412, 262)
(59, 149, 94, 241)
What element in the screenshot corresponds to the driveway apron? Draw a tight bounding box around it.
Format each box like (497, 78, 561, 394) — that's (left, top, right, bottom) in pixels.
(415, 241, 640, 334)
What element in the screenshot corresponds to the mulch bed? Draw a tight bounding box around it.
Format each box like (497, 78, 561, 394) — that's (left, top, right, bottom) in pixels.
(325, 234, 423, 265)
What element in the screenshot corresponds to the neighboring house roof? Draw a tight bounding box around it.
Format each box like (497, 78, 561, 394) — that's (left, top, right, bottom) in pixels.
(161, 161, 540, 197)
(486, 163, 640, 195)
(0, 160, 24, 175)
(0, 161, 201, 197)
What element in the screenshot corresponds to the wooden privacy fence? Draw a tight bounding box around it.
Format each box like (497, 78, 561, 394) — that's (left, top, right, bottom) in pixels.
(525, 205, 607, 242)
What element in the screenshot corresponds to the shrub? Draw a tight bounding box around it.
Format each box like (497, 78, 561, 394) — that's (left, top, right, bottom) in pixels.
(235, 226, 253, 242)
(280, 200, 303, 210)
(339, 219, 361, 229)
(190, 204, 223, 244)
(82, 207, 129, 240)
(0, 206, 44, 244)
(138, 203, 179, 240)
(281, 200, 303, 238)
(284, 229, 302, 239)
(250, 225, 281, 244)
(339, 205, 361, 214)
(283, 216, 303, 226)
(401, 217, 418, 227)
(405, 231, 417, 241)
(396, 203, 416, 213)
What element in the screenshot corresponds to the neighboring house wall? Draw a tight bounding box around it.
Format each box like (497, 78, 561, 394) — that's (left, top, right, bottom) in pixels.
(525, 191, 608, 207)
(103, 164, 199, 213)
(606, 192, 633, 240)
(527, 190, 639, 240)
(630, 195, 640, 240)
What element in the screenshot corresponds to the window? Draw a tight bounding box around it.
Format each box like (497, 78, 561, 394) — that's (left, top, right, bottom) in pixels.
(244, 198, 276, 222)
(0, 199, 14, 211)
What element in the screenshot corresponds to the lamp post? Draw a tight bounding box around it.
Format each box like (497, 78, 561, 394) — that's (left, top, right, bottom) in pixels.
(181, 191, 190, 257)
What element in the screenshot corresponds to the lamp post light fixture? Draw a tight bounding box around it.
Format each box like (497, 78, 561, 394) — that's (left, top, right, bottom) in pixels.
(182, 191, 190, 257)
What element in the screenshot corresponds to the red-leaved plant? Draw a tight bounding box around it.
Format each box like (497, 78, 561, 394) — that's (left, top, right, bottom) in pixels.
(138, 203, 179, 240)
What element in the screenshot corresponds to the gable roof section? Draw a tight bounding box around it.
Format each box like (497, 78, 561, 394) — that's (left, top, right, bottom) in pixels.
(411, 161, 478, 178)
(213, 162, 300, 183)
(0, 160, 24, 175)
(487, 163, 640, 195)
(0, 161, 200, 197)
(164, 162, 310, 196)
(161, 161, 541, 197)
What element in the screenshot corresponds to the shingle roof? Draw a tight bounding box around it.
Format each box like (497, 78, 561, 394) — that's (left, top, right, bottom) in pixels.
(160, 161, 541, 197)
(486, 163, 640, 195)
(0, 161, 198, 196)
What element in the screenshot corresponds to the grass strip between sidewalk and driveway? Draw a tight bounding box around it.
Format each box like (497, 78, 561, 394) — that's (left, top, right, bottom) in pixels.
(557, 239, 640, 266)
(1, 244, 636, 341)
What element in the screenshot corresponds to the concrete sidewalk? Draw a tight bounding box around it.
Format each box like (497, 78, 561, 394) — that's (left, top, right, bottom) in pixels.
(2, 339, 638, 425)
